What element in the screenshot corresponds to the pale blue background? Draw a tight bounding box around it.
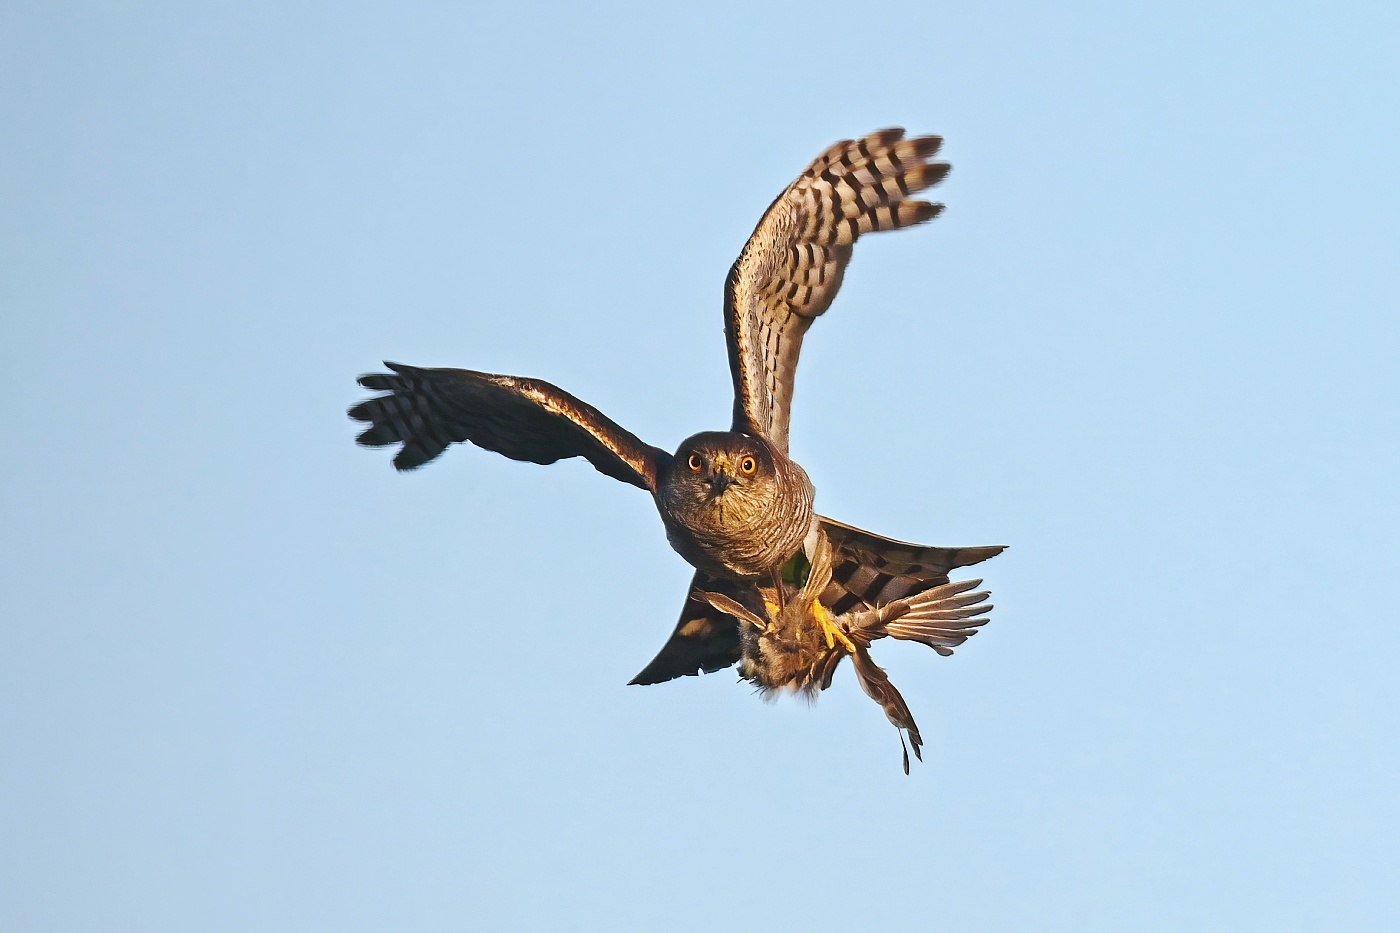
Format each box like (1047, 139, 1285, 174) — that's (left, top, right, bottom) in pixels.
(3, 2, 1397, 930)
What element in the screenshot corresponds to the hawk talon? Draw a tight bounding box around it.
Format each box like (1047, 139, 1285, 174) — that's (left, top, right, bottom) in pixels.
(812, 600, 857, 654)
(768, 569, 788, 613)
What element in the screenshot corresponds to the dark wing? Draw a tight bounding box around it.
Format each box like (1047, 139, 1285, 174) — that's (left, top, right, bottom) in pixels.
(818, 515, 1004, 615)
(726, 128, 950, 453)
(350, 362, 669, 490)
(628, 574, 742, 685)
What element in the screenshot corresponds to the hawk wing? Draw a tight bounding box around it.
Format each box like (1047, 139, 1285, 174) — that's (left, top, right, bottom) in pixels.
(726, 128, 950, 453)
(627, 573, 742, 685)
(350, 362, 669, 491)
(817, 516, 1004, 617)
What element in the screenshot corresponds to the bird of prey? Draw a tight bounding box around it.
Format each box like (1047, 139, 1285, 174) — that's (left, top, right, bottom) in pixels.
(350, 128, 1003, 768)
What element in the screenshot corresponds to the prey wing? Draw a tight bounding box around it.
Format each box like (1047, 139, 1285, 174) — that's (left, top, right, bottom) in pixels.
(350, 362, 669, 491)
(726, 128, 950, 453)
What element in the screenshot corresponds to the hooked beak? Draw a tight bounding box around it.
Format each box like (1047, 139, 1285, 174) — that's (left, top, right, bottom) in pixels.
(707, 471, 735, 496)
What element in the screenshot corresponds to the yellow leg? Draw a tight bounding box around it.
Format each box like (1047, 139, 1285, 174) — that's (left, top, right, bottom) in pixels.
(812, 601, 857, 654)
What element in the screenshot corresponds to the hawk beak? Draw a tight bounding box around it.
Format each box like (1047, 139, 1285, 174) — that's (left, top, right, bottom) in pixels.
(707, 469, 734, 496)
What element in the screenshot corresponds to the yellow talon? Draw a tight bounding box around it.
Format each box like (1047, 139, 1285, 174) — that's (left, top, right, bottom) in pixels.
(812, 601, 857, 654)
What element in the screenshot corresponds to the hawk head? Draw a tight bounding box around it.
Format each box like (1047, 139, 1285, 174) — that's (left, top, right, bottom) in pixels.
(667, 431, 778, 504)
(655, 430, 814, 580)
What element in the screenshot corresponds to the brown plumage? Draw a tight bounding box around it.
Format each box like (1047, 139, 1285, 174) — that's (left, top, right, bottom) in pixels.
(727, 130, 949, 454)
(349, 128, 1003, 767)
(655, 432, 814, 580)
(350, 365, 667, 486)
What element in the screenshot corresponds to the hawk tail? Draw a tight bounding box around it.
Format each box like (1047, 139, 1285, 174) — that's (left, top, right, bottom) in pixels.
(816, 515, 1004, 615)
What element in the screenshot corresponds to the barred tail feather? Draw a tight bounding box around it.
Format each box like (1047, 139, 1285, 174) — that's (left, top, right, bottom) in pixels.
(817, 515, 1004, 615)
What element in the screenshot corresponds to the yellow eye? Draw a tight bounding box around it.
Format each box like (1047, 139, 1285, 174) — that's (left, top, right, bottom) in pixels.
(687, 454, 703, 471)
(740, 456, 756, 474)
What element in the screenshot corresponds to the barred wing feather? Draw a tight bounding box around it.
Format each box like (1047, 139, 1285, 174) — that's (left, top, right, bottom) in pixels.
(349, 362, 669, 491)
(726, 128, 950, 453)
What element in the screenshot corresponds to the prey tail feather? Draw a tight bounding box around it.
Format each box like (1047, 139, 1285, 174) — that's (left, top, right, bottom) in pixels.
(849, 644, 924, 774)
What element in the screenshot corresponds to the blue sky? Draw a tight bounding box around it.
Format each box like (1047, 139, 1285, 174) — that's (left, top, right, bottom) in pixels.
(3, 2, 1398, 929)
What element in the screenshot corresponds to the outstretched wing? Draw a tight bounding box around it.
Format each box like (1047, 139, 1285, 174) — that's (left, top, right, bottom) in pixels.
(627, 573, 742, 685)
(727, 128, 950, 453)
(818, 516, 1004, 615)
(350, 362, 669, 490)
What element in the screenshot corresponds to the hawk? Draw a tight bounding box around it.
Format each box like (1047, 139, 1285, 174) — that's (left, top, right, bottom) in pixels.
(350, 128, 1003, 769)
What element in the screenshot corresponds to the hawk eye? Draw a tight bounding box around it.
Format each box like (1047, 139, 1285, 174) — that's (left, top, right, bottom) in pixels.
(740, 456, 756, 474)
(687, 454, 703, 471)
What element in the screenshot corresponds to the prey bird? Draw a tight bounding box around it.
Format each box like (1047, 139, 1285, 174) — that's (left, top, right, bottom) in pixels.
(349, 128, 1003, 768)
(694, 527, 993, 773)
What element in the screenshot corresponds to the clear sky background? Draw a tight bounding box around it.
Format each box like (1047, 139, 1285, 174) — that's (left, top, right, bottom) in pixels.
(3, 2, 1397, 930)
